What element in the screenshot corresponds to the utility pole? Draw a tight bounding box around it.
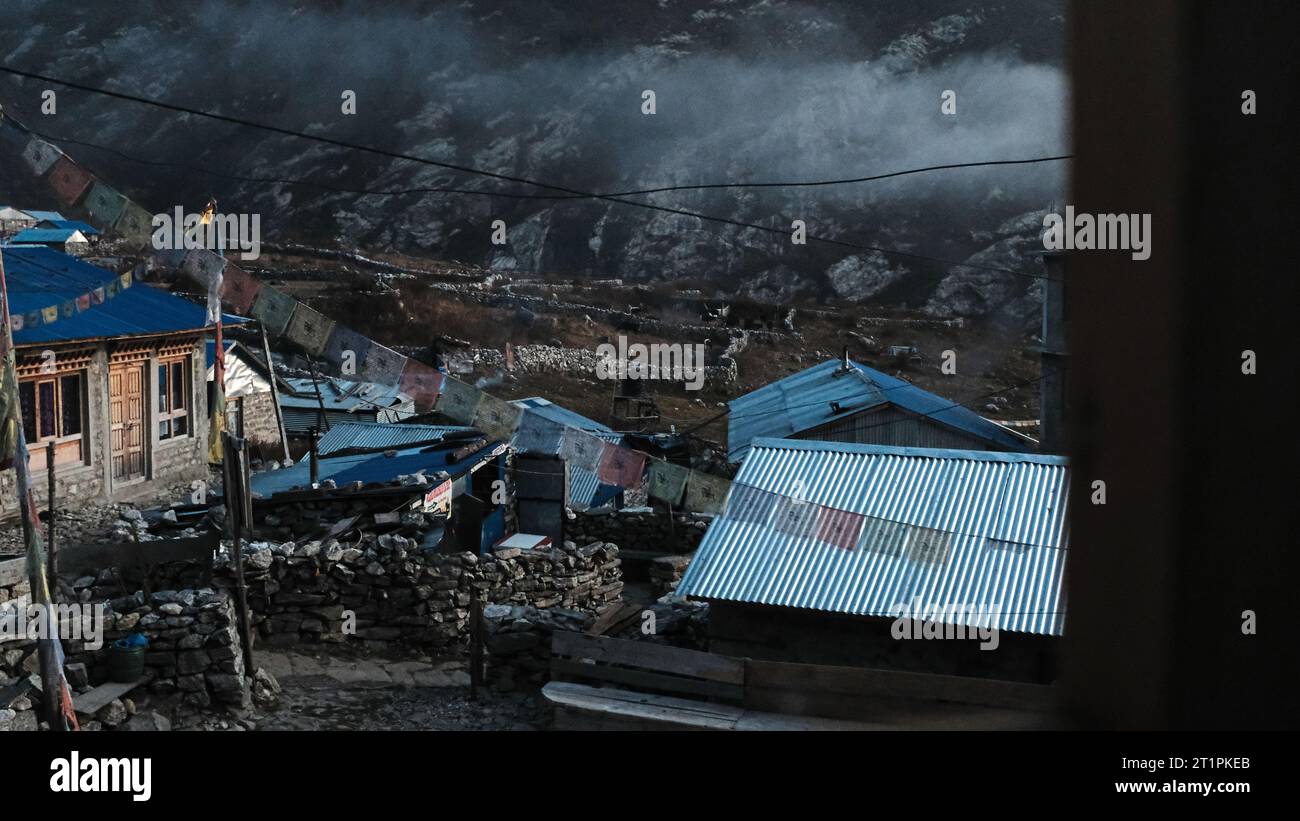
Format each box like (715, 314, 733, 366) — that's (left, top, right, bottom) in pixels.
(260, 323, 292, 465)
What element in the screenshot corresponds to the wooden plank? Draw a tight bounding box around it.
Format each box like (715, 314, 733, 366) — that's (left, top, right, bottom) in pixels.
(542, 681, 740, 730)
(744, 658, 1056, 713)
(551, 659, 743, 702)
(587, 602, 640, 636)
(72, 675, 152, 716)
(551, 632, 744, 685)
(734, 710, 884, 731)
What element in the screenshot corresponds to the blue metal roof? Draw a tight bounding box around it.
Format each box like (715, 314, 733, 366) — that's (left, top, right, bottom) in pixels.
(313, 421, 478, 458)
(677, 439, 1070, 636)
(726, 358, 1032, 462)
(250, 440, 503, 497)
(22, 210, 66, 222)
(205, 339, 234, 369)
(4, 247, 240, 345)
(12, 228, 88, 243)
(510, 397, 623, 510)
(36, 219, 100, 236)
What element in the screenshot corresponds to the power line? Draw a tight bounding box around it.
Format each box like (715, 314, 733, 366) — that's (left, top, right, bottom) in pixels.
(28, 122, 1071, 203)
(0, 66, 1061, 283)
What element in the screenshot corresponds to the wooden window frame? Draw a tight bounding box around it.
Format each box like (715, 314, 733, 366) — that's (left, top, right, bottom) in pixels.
(19, 370, 88, 469)
(158, 355, 192, 441)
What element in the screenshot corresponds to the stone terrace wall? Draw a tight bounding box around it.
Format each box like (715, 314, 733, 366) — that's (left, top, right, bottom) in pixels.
(216, 534, 623, 650)
(567, 508, 712, 555)
(2, 571, 248, 730)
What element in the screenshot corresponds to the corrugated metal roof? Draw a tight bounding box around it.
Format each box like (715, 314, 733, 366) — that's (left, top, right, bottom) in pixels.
(314, 421, 478, 457)
(677, 439, 1070, 636)
(22, 210, 66, 222)
(727, 358, 1032, 462)
(510, 397, 622, 509)
(4, 246, 240, 345)
(12, 228, 87, 243)
(250, 440, 503, 497)
(36, 219, 100, 235)
(281, 377, 413, 414)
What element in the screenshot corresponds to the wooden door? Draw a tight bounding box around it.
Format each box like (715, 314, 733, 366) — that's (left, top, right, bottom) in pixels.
(109, 364, 145, 481)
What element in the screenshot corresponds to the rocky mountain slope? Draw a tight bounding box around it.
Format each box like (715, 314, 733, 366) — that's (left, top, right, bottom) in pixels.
(1, 0, 1067, 324)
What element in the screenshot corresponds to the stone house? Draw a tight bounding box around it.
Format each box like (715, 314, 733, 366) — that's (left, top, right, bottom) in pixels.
(1, 246, 238, 518)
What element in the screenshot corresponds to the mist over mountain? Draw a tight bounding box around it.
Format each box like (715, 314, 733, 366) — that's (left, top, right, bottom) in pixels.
(0, 0, 1068, 322)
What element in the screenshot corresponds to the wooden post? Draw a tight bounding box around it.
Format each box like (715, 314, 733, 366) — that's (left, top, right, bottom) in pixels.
(470, 583, 483, 700)
(220, 432, 257, 680)
(309, 428, 319, 486)
(45, 440, 56, 582)
(259, 323, 291, 465)
(0, 249, 68, 730)
(308, 358, 330, 432)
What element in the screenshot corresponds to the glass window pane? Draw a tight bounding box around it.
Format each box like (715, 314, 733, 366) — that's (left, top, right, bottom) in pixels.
(38, 381, 56, 439)
(60, 375, 81, 436)
(158, 365, 169, 412)
(19, 381, 36, 443)
(160, 420, 171, 440)
(174, 414, 187, 436)
(172, 362, 185, 409)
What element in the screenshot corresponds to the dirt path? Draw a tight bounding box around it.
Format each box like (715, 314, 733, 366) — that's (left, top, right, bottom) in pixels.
(252, 647, 550, 731)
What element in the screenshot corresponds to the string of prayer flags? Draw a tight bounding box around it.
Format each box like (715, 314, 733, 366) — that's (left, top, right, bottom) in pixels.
(771, 495, 822, 539)
(857, 515, 912, 558)
(399, 359, 445, 411)
(725, 482, 779, 526)
(473, 393, 524, 441)
(435, 376, 484, 425)
(816, 506, 866, 551)
(21, 137, 61, 175)
(356, 342, 406, 387)
(904, 526, 954, 566)
(219, 263, 262, 314)
(647, 460, 690, 506)
(321, 325, 372, 375)
(83, 180, 127, 226)
(148, 249, 188, 274)
(684, 470, 731, 515)
(559, 427, 605, 473)
(113, 201, 155, 246)
(46, 156, 93, 206)
(513, 409, 567, 454)
(598, 444, 647, 489)
(285, 303, 336, 357)
(248, 284, 297, 336)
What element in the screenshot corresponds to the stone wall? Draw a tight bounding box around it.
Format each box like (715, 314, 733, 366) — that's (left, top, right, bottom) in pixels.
(236, 390, 285, 456)
(217, 534, 623, 650)
(2, 570, 249, 731)
(567, 507, 712, 555)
